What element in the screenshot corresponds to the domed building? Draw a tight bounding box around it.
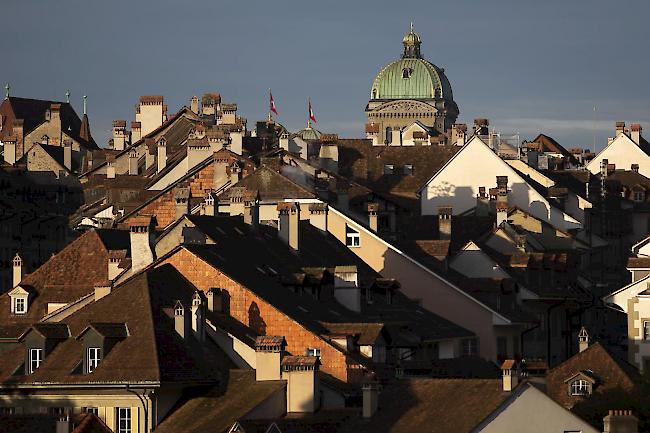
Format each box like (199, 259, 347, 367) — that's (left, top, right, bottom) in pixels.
(365, 25, 459, 144)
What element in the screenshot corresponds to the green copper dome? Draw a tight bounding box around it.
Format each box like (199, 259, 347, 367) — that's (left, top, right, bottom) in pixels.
(296, 126, 322, 141)
(370, 25, 454, 101)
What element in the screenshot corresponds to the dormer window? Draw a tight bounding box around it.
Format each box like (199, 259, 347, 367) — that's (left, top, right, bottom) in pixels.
(175, 304, 184, 316)
(29, 348, 43, 373)
(633, 190, 645, 202)
(88, 347, 101, 373)
(570, 379, 591, 396)
(9, 286, 30, 315)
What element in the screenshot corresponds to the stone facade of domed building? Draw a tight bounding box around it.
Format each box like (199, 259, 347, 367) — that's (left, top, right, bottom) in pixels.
(365, 26, 459, 145)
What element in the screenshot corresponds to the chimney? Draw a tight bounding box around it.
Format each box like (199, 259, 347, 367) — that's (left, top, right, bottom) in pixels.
(187, 139, 212, 169)
(437, 205, 452, 240)
(363, 383, 380, 418)
(631, 164, 639, 173)
(476, 187, 489, 216)
(203, 191, 217, 216)
(282, 356, 319, 413)
(243, 192, 260, 230)
(367, 203, 379, 232)
(112, 120, 127, 151)
(12, 253, 24, 287)
(206, 288, 223, 313)
(12, 119, 24, 160)
(174, 187, 191, 219)
(190, 95, 199, 114)
(474, 118, 489, 135)
(336, 180, 349, 211)
(145, 138, 156, 170)
(308, 203, 328, 232)
(94, 282, 112, 301)
(615, 121, 626, 137)
(213, 154, 229, 189)
(515, 235, 526, 252)
(278, 202, 300, 251)
(280, 133, 290, 152)
(334, 265, 360, 312)
(255, 336, 285, 381)
(131, 121, 142, 143)
(578, 327, 589, 353)
(229, 130, 243, 155)
(3, 136, 16, 165)
(50, 104, 62, 140)
(157, 137, 167, 173)
(191, 291, 206, 342)
(630, 124, 642, 145)
(108, 250, 126, 281)
(496, 201, 509, 227)
(500, 360, 519, 391)
(63, 140, 72, 171)
(128, 215, 156, 273)
(128, 149, 138, 175)
(173, 301, 190, 339)
(603, 410, 638, 433)
(451, 123, 467, 146)
(56, 416, 73, 433)
(106, 155, 116, 179)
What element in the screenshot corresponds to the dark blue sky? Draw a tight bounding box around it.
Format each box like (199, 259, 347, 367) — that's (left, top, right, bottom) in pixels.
(2, 0, 649, 151)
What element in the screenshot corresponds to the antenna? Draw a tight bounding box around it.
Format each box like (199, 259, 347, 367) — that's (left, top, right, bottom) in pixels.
(4, 83, 9, 100)
(65, 90, 70, 103)
(83, 95, 87, 115)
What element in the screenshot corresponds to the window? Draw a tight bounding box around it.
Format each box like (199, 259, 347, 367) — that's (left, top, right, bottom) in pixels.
(644, 321, 650, 340)
(345, 225, 360, 248)
(461, 338, 478, 356)
(383, 164, 394, 175)
(0, 407, 15, 415)
(116, 407, 131, 433)
(402, 68, 412, 79)
(403, 164, 414, 176)
(634, 191, 645, 202)
(88, 347, 101, 373)
(29, 348, 43, 373)
(306, 348, 321, 358)
(14, 297, 26, 314)
(570, 379, 590, 396)
(82, 407, 99, 416)
(385, 127, 392, 144)
(372, 89, 377, 99)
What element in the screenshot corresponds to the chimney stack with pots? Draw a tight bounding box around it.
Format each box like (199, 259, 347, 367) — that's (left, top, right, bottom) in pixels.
(128, 215, 156, 274)
(603, 410, 638, 433)
(438, 205, 452, 240)
(368, 203, 379, 232)
(278, 202, 300, 251)
(255, 336, 285, 381)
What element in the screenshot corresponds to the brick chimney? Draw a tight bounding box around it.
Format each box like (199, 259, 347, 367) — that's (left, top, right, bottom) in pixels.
(278, 202, 300, 251)
(437, 205, 452, 240)
(603, 410, 638, 433)
(308, 203, 328, 232)
(157, 137, 167, 173)
(334, 265, 360, 312)
(578, 327, 589, 353)
(63, 140, 72, 171)
(255, 336, 285, 381)
(500, 360, 519, 391)
(615, 121, 626, 137)
(129, 215, 156, 274)
(128, 149, 138, 175)
(363, 383, 380, 418)
(630, 123, 642, 145)
(282, 356, 320, 413)
(368, 203, 379, 232)
(12, 253, 24, 288)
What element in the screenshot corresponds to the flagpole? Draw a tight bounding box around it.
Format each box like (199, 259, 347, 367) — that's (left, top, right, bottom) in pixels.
(268, 88, 272, 123)
(308, 98, 311, 129)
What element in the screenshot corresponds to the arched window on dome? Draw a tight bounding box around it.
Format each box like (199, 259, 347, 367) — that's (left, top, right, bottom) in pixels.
(402, 68, 412, 79)
(372, 89, 377, 99)
(434, 87, 441, 98)
(385, 127, 392, 144)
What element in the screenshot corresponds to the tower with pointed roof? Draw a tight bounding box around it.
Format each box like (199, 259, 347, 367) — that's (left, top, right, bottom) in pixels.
(365, 25, 459, 144)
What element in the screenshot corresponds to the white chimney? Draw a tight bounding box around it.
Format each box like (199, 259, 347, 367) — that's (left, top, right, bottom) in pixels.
(63, 140, 72, 171)
(174, 187, 191, 219)
(255, 336, 285, 381)
(173, 301, 189, 339)
(278, 202, 300, 251)
(501, 360, 519, 392)
(128, 215, 156, 273)
(106, 157, 116, 179)
(615, 121, 626, 137)
(12, 253, 24, 287)
(438, 205, 452, 240)
(94, 282, 112, 301)
(282, 356, 319, 413)
(157, 137, 167, 173)
(631, 124, 642, 145)
(4, 137, 16, 165)
(363, 384, 380, 418)
(334, 265, 360, 312)
(578, 327, 589, 353)
(280, 133, 290, 152)
(131, 121, 142, 143)
(308, 203, 328, 232)
(191, 291, 205, 342)
(190, 96, 199, 114)
(367, 203, 379, 232)
(112, 120, 127, 151)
